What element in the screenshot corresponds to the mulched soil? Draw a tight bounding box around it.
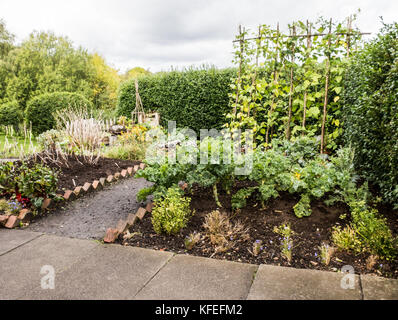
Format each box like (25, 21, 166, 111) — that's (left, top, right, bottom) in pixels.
(126, 183, 398, 279)
(24, 155, 140, 193)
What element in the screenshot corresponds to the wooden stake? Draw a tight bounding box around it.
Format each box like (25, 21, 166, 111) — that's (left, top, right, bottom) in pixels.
(346, 15, 352, 57)
(233, 25, 244, 118)
(286, 25, 296, 140)
(320, 19, 332, 154)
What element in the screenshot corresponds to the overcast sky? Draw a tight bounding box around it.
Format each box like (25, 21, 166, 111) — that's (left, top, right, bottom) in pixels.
(0, 0, 396, 73)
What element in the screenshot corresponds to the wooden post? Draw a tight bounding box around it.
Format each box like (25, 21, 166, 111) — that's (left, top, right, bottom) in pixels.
(286, 25, 296, 140)
(320, 19, 332, 154)
(302, 20, 311, 131)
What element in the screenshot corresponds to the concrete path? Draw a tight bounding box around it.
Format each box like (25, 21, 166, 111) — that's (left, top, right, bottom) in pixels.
(27, 177, 151, 239)
(1, 229, 397, 300)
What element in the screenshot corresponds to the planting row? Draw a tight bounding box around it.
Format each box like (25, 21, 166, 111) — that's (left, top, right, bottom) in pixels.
(131, 135, 397, 271)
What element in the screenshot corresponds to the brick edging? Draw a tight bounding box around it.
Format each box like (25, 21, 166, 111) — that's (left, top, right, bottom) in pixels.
(104, 200, 153, 243)
(0, 162, 146, 230)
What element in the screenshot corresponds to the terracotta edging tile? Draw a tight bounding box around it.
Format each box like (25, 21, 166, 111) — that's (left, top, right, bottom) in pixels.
(82, 182, 93, 193)
(18, 209, 32, 222)
(5, 215, 19, 229)
(63, 190, 76, 201)
(41, 198, 52, 210)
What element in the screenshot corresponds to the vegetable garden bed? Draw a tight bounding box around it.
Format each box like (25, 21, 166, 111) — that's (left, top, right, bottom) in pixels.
(25, 155, 141, 193)
(126, 184, 398, 279)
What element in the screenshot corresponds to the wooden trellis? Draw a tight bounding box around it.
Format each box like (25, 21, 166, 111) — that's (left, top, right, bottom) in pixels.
(132, 79, 146, 124)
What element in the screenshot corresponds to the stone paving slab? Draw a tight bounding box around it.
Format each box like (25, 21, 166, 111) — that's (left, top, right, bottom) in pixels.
(0, 229, 42, 256)
(361, 274, 398, 300)
(247, 264, 362, 300)
(0, 234, 99, 300)
(22, 245, 174, 300)
(134, 254, 258, 300)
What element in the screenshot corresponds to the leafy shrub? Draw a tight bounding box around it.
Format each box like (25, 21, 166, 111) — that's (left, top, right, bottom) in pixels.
(350, 201, 396, 259)
(332, 226, 363, 254)
(36, 129, 69, 151)
(103, 124, 148, 161)
(0, 101, 23, 129)
(0, 161, 58, 210)
(117, 67, 236, 133)
(25, 92, 93, 134)
(0, 161, 16, 194)
(342, 22, 398, 207)
(151, 186, 192, 235)
(136, 135, 238, 206)
(15, 162, 58, 209)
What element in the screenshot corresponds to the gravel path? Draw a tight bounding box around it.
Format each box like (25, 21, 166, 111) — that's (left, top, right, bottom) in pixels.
(26, 177, 152, 240)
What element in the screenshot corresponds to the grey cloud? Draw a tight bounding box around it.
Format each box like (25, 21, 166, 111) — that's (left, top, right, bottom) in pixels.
(0, 0, 397, 73)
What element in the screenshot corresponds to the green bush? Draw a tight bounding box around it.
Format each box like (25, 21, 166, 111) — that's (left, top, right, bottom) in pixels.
(0, 161, 58, 210)
(25, 92, 93, 134)
(151, 186, 192, 235)
(0, 101, 23, 129)
(117, 67, 236, 133)
(342, 22, 398, 207)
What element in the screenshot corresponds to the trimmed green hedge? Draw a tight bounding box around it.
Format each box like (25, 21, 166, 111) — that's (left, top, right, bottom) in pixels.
(25, 92, 93, 134)
(342, 22, 398, 207)
(0, 101, 23, 129)
(116, 67, 236, 133)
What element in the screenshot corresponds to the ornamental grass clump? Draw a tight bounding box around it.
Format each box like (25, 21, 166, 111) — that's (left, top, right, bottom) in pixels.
(151, 186, 192, 235)
(53, 107, 106, 165)
(203, 210, 249, 253)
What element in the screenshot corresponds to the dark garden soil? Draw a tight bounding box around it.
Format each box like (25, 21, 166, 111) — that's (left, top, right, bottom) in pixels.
(126, 183, 398, 279)
(25, 155, 140, 193)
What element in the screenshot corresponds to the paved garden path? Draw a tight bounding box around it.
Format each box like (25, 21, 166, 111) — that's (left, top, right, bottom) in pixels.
(1, 229, 397, 300)
(27, 177, 152, 239)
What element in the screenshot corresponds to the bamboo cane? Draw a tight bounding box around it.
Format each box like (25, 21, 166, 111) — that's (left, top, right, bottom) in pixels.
(286, 25, 296, 140)
(320, 19, 332, 154)
(266, 23, 280, 146)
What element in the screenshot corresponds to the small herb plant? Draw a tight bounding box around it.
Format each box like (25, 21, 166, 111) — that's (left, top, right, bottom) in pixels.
(184, 232, 201, 251)
(0, 199, 21, 215)
(274, 223, 294, 262)
(318, 243, 336, 266)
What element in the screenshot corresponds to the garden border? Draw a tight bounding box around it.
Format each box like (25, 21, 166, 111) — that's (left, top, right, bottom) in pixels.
(0, 162, 146, 230)
(103, 197, 153, 243)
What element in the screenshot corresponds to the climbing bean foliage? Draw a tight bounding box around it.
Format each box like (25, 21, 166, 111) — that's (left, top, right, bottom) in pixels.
(225, 16, 363, 152)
